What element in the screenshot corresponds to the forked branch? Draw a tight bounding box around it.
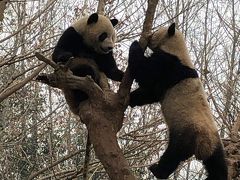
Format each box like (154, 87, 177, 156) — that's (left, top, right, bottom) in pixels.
(35, 54, 103, 100)
(118, 0, 159, 108)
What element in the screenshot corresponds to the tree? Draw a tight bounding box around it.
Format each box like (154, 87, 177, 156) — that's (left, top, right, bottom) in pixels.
(0, 0, 239, 179)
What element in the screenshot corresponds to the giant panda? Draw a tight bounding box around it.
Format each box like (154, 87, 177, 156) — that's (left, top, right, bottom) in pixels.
(128, 23, 228, 180)
(51, 13, 124, 114)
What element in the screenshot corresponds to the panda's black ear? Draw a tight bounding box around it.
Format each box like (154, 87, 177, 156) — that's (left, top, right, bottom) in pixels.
(110, 19, 118, 27)
(87, 13, 99, 25)
(168, 23, 175, 37)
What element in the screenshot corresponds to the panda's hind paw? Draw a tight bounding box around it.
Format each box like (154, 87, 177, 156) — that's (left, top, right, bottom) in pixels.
(149, 163, 162, 179)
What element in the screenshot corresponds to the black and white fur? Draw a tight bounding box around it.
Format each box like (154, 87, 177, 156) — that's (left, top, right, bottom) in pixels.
(128, 23, 228, 180)
(52, 13, 123, 114)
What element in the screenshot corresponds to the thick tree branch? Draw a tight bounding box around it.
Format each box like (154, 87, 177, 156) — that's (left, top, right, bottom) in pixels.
(35, 54, 103, 99)
(0, 0, 8, 23)
(97, 0, 106, 15)
(224, 114, 240, 179)
(37, 71, 103, 98)
(118, 0, 159, 108)
(35, 55, 133, 180)
(83, 134, 91, 180)
(231, 113, 240, 142)
(139, 0, 159, 48)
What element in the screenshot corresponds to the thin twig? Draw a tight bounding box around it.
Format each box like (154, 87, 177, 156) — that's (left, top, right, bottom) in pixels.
(35, 52, 58, 69)
(28, 150, 84, 180)
(0, 63, 46, 102)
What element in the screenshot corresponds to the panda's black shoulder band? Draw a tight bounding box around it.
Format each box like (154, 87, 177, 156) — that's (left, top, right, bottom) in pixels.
(171, 62, 199, 88)
(184, 67, 199, 79)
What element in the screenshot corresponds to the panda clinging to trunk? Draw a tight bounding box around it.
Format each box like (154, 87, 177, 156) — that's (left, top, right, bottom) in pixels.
(51, 13, 124, 114)
(128, 23, 228, 180)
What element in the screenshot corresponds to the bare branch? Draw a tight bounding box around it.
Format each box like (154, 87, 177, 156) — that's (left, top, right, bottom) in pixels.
(0, 63, 46, 102)
(117, 0, 159, 107)
(35, 52, 58, 69)
(97, 0, 106, 15)
(139, 0, 159, 48)
(0, 0, 57, 44)
(36, 70, 103, 99)
(28, 150, 84, 180)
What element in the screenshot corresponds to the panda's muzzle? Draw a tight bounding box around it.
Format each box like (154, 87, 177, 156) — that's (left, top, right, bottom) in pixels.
(100, 46, 113, 53)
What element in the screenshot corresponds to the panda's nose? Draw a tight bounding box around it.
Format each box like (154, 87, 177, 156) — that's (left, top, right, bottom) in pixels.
(108, 47, 113, 51)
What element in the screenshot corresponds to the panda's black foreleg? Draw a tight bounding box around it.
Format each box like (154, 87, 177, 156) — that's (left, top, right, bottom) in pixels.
(52, 27, 84, 63)
(129, 88, 158, 107)
(107, 68, 124, 82)
(128, 41, 147, 79)
(99, 53, 124, 82)
(72, 65, 100, 84)
(52, 47, 74, 63)
(128, 41, 145, 62)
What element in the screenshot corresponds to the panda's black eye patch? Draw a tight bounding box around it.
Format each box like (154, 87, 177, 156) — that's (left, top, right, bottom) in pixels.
(99, 32, 108, 42)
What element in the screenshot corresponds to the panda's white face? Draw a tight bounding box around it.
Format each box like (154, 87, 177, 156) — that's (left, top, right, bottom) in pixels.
(149, 23, 194, 68)
(94, 28, 116, 54)
(72, 13, 118, 54)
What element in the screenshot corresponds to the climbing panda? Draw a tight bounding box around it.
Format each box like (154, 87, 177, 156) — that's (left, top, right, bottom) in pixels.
(128, 23, 228, 180)
(52, 13, 124, 114)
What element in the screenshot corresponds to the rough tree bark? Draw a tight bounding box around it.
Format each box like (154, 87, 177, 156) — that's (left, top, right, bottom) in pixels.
(97, 0, 106, 15)
(0, 0, 8, 23)
(223, 114, 240, 179)
(35, 0, 159, 179)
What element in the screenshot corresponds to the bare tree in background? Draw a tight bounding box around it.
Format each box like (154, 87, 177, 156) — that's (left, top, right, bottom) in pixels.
(0, 0, 239, 179)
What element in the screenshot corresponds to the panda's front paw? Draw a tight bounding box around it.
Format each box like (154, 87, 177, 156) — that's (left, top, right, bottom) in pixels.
(128, 41, 144, 65)
(129, 41, 142, 54)
(56, 61, 65, 66)
(58, 52, 73, 63)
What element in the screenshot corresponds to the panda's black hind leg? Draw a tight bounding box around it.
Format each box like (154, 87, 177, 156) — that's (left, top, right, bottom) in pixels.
(149, 129, 194, 179)
(203, 143, 228, 180)
(149, 146, 190, 179)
